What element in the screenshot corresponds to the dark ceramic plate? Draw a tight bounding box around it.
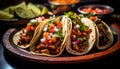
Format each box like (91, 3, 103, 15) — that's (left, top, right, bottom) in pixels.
(0, 19, 30, 26)
(2, 22, 120, 64)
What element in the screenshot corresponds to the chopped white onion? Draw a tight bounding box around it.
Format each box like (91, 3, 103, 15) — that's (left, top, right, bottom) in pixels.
(76, 24, 80, 28)
(40, 38, 46, 43)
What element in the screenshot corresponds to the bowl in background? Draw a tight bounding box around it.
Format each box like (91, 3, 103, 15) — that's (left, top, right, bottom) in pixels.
(77, 4, 114, 15)
(48, 0, 80, 15)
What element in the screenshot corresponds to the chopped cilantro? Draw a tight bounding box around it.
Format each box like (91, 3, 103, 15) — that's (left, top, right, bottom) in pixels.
(80, 25, 87, 32)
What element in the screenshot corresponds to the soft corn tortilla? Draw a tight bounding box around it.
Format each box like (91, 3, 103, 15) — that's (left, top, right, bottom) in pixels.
(66, 17, 96, 55)
(13, 20, 46, 49)
(29, 16, 70, 57)
(95, 19, 113, 50)
(13, 30, 30, 49)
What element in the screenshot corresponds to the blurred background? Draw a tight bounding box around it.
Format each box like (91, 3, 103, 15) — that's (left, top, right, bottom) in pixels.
(0, 0, 48, 9)
(0, 0, 120, 69)
(0, 0, 120, 13)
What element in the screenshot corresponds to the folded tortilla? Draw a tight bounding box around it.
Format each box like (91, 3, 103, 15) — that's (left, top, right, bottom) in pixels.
(66, 16, 96, 55)
(13, 18, 45, 49)
(13, 30, 30, 49)
(29, 16, 70, 57)
(94, 19, 114, 50)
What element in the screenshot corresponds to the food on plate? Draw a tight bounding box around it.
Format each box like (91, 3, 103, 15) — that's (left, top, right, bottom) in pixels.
(0, 1, 26, 19)
(12, 11, 114, 56)
(0, 1, 48, 19)
(65, 12, 96, 55)
(41, 6, 49, 15)
(0, 10, 13, 19)
(14, 7, 35, 19)
(27, 2, 41, 17)
(29, 16, 70, 56)
(13, 16, 46, 49)
(89, 16, 114, 50)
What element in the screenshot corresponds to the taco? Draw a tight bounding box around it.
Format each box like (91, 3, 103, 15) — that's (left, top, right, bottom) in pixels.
(65, 12, 96, 55)
(29, 16, 70, 56)
(13, 16, 46, 49)
(89, 16, 114, 50)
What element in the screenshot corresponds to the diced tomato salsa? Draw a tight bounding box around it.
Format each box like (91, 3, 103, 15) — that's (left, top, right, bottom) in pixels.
(81, 7, 111, 15)
(34, 17, 64, 55)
